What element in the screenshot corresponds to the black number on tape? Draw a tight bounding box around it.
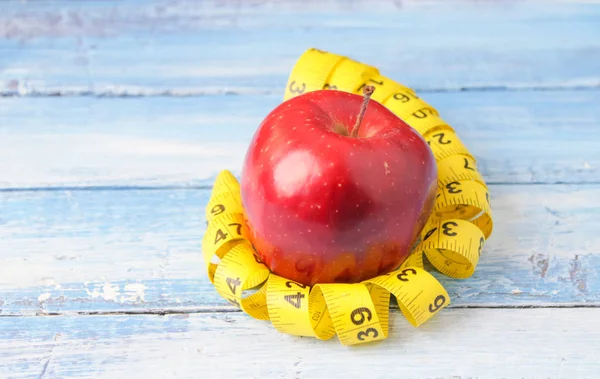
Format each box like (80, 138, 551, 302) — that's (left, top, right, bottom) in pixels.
(312, 311, 322, 321)
(463, 158, 475, 171)
(284, 292, 305, 309)
(423, 227, 437, 241)
(214, 229, 228, 245)
(428, 295, 446, 313)
(288, 81, 306, 95)
(285, 281, 307, 289)
(446, 181, 462, 194)
(442, 221, 458, 237)
(323, 83, 337, 90)
(211, 204, 225, 216)
(478, 237, 485, 256)
(397, 268, 417, 282)
(393, 92, 417, 103)
(357, 328, 379, 341)
(432, 132, 451, 145)
(412, 108, 435, 119)
(228, 223, 242, 235)
(228, 298, 241, 308)
(226, 277, 241, 294)
(350, 307, 373, 325)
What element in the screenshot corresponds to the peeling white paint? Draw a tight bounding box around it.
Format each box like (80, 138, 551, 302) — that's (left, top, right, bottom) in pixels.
(85, 285, 101, 299)
(123, 283, 147, 303)
(85, 282, 121, 301)
(102, 283, 120, 301)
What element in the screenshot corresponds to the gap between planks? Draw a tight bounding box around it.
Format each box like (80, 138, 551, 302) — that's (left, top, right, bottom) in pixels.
(1, 84, 599, 98)
(4, 303, 600, 318)
(2, 183, 599, 314)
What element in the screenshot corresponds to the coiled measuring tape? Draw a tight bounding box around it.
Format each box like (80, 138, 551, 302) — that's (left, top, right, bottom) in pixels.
(202, 48, 494, 346)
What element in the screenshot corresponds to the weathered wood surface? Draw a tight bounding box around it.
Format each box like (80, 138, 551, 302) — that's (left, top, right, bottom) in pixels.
(1, 183, 598, 316)
(1, 0, 599, 96)
(1, 90, 599, 189)
(2, 0, 600, 377)
(2, 309, 600, 379)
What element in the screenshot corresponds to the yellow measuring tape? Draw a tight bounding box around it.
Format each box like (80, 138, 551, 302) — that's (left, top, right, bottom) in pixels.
(202, 48, 494, 346)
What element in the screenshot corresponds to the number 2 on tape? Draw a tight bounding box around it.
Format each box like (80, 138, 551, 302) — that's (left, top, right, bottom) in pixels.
(201, 47, 496, 346)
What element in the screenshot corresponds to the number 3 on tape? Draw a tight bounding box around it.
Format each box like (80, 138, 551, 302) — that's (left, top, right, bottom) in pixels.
(311, 283, 388, 345)
(366, 266, 450, 327)
(201, 48, 495, 346)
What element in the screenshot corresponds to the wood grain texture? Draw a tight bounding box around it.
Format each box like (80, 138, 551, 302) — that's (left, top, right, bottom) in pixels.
(1, 184, 599, 315)
(2, 309, 600, 378)
(2, 89, 599, 189)
(1, 0, 599, 96)
(1, 1, 600, 375)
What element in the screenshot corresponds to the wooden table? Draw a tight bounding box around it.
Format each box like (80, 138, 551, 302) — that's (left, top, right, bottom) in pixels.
(1, 1, 599, 378)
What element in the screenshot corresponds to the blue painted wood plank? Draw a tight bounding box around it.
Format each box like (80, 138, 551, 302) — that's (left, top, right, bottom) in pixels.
(1, 0, 599, 95)
(1, 184, 599, 316)
(2, 309, 600, 378)
(1, 89, 599, 189)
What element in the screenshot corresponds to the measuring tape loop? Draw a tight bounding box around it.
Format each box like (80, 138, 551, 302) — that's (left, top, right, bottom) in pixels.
(211, 170, 241, 201)
(207, 171, 242, 216)
(311, 283, 389, 345)
(434, 180, 493, 239)
(213, 241, 270, 320)
(266, 274, 316, 337)
(326, 59, 380, 94)
(205, 191, 244, 222)
(437, 154, 485, 189)
(386, 101, 440, 122)
(415, 218, 485, 279)
(377, 88, 440, 121)
(403, 111, 454, 137)
(201, 48, 495, 346)
(283, 48, 346, 101)
(424, 128, 474, 162)
(353, 74, 417, 104)
(203, 174, 454, 345)
(400, 249, 425, 270)
(364, 266, 450, 327)
(201, 212, 250, 283)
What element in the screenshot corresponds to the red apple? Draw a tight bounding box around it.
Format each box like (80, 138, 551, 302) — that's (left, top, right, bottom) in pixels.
(240, 87, 437, 286)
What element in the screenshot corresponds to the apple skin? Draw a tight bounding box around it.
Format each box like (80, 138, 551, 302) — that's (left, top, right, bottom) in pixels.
(240, 89, 437, 286)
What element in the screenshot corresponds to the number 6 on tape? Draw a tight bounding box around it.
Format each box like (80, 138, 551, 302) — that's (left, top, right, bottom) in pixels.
(365, 266, 450, 327)
(311, 283, 387, 345)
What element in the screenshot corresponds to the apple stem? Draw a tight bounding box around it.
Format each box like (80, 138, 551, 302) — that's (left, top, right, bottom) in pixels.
(350, 85, 375, 138)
